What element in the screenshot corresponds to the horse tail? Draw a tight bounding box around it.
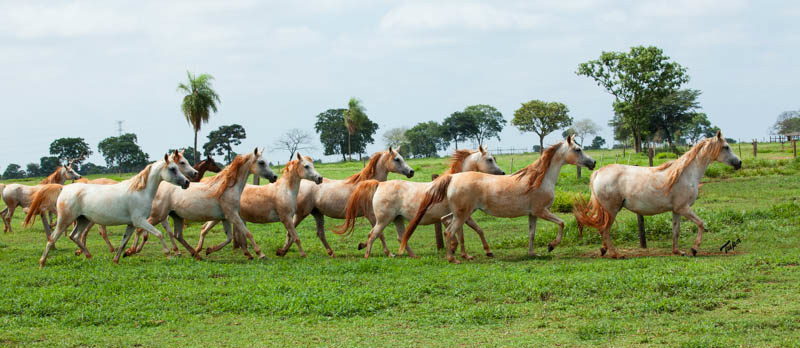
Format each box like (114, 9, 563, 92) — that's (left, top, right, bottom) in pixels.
(399, 174, 452, 253)
(333, 180, 380, 236)
(573, 191, 612, 235)
(24, 184, 62, 227)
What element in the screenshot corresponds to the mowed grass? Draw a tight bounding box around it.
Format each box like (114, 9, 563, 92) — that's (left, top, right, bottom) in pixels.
(1, 144, 799, 347)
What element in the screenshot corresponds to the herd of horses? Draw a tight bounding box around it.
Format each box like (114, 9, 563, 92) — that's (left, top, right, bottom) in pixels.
(0, 131, 742, 268)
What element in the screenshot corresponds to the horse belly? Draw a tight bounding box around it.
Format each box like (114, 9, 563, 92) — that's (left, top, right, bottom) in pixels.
(481, 195, 529, 218)
(174, 201, 225, 222)
(418, 201, 451, 225)
(623, 192, 671, 216)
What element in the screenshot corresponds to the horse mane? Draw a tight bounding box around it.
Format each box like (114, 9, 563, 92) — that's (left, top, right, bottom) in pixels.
(444, 149, 477, 175)
(40, 167, 64, 184)
(281, 156, 314, 176)
(345, 151, 385, 184)
(657, 137, 723, 193)
(512, 143, 562, 192)
(128, 164, 153, 192)
(206, 154, 250, 199)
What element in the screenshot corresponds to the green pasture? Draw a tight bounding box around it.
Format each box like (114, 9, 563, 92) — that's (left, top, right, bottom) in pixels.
(1, 143, 799, 347)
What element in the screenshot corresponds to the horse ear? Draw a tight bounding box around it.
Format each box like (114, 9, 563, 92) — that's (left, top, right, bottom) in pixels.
(716, 130, 722, 140)
(296, 152, 302, 161)
(388, 146, 394, 155)
(253, 147, 259, 155)
(478, 144, 486, 154)
(180, 149, 185, 155)
(173, 149, 179, 157)
(164, 154, 169, 163)
(566, 134, 573, 146)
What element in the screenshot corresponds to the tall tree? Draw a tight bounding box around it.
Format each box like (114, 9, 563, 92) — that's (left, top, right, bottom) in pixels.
(2, 164, 24, 179)
(570, 119, 602, 146)
(49, 137, 92, 166)
(382, 127, 409, 157)
(442, 111, 477, 149)
(512, 100, 573, 153)
(343, 97, 368, 161)
(202, 124, 246, 164)
(773, 110, 800, 139)
(463, 104, 506, 146)
(39, 156, 61, 176)
(589, 136, 606, 150)
(25, 163, 40, 177)
(177, 71, 221, 164)
(683, 112, 713, 144)
(273, 128, 315, 161)
(315, 109, 378, 161)
(651, 89, 701, 151)
(577, 46, 689, 152)
(405, 121, 449, 158)
(98, 133, 150, 173)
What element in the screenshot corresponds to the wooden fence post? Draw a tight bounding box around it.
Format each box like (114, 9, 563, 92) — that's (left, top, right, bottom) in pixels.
(510, 157, 514, 173)
(738, 139, 742, 158)
(794, 140, 797, 158)
(648, 147, 654, 167)
(431, 174, 444, 251)
(752, 140, 757, 158)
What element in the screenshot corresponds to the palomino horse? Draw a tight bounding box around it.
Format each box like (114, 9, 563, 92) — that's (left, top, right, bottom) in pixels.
(574, 131, 741, 258)
(290, 147, 414, 257)
(400, 136, 596, 263)
(192, 155, 223, 182)
(2, 163, 81, 233)
(336, 146, 505, 259)
(37, 154, 192, 268)
(142, 148, 277, 260)
(195, 153, 323, 256)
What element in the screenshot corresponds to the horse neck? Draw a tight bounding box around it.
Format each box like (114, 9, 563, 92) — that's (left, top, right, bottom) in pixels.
(277, 168, 302, 195)
(680, 154, 713, 185)
(231, 160, 254, 194)
(143, 163, 166, 199)
(539, 153, 566, 191)
(371, 154, 389, 181)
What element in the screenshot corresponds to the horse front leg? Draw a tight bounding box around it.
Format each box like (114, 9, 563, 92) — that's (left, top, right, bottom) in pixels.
(671, 212, 685, 256)
(465, 217, 493, 257)
(538, 209, 566, 252)
(393, 217, 416, 258)
(40, 213, 52, 239)
(678, 208, 705, 256)
(68, 217, 93, 259)
(444, 214, 467, 264)
(228, 214, 262, 259)
(4, 204, 16, 233)
(113, 225, 137, 264)
(75, 220, 92, 256)
(281, 216, 306, 258)
(205, 221, 233, 256)
(527, 215, 538, 256)
(130, 217, 172, 261)
(169, 213, 201, 260)
(311, 212, 334, 257)
(195, 220, 218, 254)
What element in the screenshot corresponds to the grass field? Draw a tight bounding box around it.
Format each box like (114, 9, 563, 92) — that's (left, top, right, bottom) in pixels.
(1, 143, 799, 347)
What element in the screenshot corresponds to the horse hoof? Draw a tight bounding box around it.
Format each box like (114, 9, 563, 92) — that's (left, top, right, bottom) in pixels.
(463, 255, 474, 261)
(328, 250, 336, 257)
(600, 247, 607, 256)
(357, 242, 366, 250)
(548, 245, 555, 252)
(691, 248, 698, 256)
(275, 249, 286, 257)
(205, 248, 212, 256)
(75, 249, 82, 256)
(486, 252, 494, 258)
(448, 258, 461, 264)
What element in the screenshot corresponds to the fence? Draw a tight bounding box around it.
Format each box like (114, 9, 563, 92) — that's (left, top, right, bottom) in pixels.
(488, 147, 533, 155)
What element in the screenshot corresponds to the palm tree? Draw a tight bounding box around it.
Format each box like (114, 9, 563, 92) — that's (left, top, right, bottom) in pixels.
(177, 71, 221, 164)
(344, 97, 366, 161)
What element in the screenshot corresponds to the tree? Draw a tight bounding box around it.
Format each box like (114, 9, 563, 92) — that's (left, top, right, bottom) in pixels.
(651, 89, 701, 151)
(3, 164, 24, 179)
(178, 71, 221, 164)
(683, 112, 713, 144)
(512, 100, 573, 153)
(98, 133, 150, 173)
(315, 109, 379, 161)
(273, 128, 315, 162)
(49, 137, 92, 166)
(773, 110, 800, 138)
(405, 121, 449, 158)
(442, 111, 477, 149)
(571, 119, 602, 146)
(589, 136, 606, 150)
(343, 98, 368, 161)
(39, 156, 61, 176)
(382, 127, 409, 157)
(463, 104, 506, 146)
(577, 46, 689, 152)
(81, 162, 107, 175)
(25, 163, 40, 177)
(203, 124, 246, 164)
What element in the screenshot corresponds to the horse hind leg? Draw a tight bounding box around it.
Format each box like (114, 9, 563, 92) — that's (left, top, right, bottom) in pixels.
(312, 211, 334, 257)
(465, 217, 493, 257)
(195, 220, 218, 254)
(205, 221, 233, 256)
(40, 212, 76, 268)
(678, 208, 705, 256)
(68, 216, 93, 259)
(393, 217, 415, 258)
(537, 210, 565, 252)
(4, 204, 16, 233)
(170, 213, 201, 260)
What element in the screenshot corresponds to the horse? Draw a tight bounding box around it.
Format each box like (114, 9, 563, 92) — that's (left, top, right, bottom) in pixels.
(290, 147, 414, 257)
(574, 131, 742, 258)
(138, 148, 277, 260)
(336, 146, 505, 259)
(2, 163, 81, 233)
(36, 154, 192, 268)
(194, 153, 323, 256)
(399, 135, 596, 263)
(193, 155, 223, 182)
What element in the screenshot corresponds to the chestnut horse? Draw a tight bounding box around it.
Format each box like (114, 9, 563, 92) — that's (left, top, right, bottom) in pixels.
(336, 146, 505, 259)
(290, 147, 414, 256)
(195, 153, 323, 256)
(2, 163, 81, 233)
(37, 154, 191, 268)
(574, 131, 741, 258)
(141, 149, 277, 260)
(400, 136, 596, 263)
(192, 155, 223, 182)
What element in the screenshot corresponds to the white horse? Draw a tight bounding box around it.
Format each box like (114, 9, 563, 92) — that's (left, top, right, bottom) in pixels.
(37, 154, 192, 268)
(574, 131, 742, 258)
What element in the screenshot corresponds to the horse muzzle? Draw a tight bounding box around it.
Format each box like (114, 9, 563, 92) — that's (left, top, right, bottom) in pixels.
(268, 174, 278, 183)
(733, 160, 742, 170)
(315, 176, 323, 184)
(181, 180, 190, 189)
(406, 169, 415, 178)
(586, 160, 597, 170)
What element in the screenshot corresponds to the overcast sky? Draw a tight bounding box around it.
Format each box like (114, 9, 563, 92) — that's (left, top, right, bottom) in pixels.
(1, 0, 797, 167)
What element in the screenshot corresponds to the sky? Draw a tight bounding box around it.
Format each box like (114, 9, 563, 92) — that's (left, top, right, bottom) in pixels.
(1, 0, 798, 167)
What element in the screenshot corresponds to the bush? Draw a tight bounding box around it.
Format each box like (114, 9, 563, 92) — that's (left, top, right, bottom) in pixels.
(656, 152, 678, 160)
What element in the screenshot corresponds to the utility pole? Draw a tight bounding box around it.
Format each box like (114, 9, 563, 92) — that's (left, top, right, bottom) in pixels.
(116, 120, 124, 136)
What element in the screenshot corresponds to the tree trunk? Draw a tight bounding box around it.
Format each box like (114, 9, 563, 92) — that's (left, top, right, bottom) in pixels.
(193, 130, 198, 166)
(633, 131, 642, 153)
(539, 135, 544, 154)
(347, 133, 352, 162)
(342, 151, 346, 162)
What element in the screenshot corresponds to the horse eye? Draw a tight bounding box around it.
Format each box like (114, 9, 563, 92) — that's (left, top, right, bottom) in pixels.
(258, 160, 265, 165)
(575, 148, 582, 152)
(304, 165, 310, 169)
(394, 158, 400, 162)
(170, 167, 177, 173)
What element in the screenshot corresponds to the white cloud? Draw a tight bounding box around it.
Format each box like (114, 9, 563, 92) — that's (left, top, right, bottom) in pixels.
(635, 0, 746, 18)
(0, 2, 138, 39)
(380, 1, 548, 32)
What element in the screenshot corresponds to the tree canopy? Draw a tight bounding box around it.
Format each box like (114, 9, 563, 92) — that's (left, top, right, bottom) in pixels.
(463, 104, 506, 146)
(178, 71, 221, 164)
(589, 136, 606, 150)
(442, 111, 476, 149)
(569, 119, 601, 146)
(98, 133, 150, 173)
(773, 110, 800, 136)
(315, 108, 378, 161)
(3, 164, 24, 179)
(273, 128, 315, 161)
(577, 46, 689, 152)
(512, 100, 572, 153)
(344, 98, 368, 161)
(405, 121, 449, 158)
(382, 127, 410, 157)
(49, 137, 92, 166)
(203, 124, 246, 164)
